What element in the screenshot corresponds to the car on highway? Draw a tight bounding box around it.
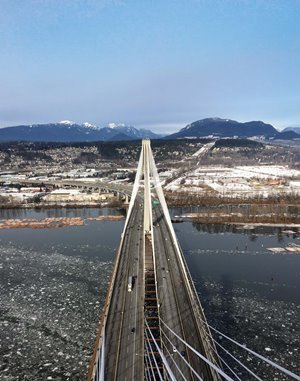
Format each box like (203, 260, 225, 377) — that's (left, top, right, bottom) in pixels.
(128, 276, 132, 292)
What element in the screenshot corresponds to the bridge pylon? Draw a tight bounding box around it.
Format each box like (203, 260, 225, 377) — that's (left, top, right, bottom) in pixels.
(142, 139, 152, 235)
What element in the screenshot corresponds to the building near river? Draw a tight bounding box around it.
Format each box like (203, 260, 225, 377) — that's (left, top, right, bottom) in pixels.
(43, 189, 115, 203)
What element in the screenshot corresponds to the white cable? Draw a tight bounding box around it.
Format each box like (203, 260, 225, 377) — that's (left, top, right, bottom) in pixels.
(145, 349, 155, 381)
(201, 328, 242, 381)
(162, 307, 239, 381)
(160, 318, 235, 381)
(145, 319, 177, 381)
(145, 337, 160, 381)
(144, 356, 150, 381)
(205, 323, 300, 381)
(145, 330, 164, 381)
(99, 326, 105, 381)
(214, 339, 263, 381)
(145, 354, 154, 381)
(95, 357, 100, 381)
(161, 334, 189, 381)
(146, 340, 163, 381)
(160, 327, 204, 381)
(216, 352, 243, 381)
(123, 143, 144, 232)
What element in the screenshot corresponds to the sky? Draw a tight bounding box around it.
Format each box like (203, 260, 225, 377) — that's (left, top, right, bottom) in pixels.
(0, 0, 300, 133)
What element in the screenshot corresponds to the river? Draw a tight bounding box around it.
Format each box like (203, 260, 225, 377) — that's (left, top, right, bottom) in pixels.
(0, 208, 299, 380)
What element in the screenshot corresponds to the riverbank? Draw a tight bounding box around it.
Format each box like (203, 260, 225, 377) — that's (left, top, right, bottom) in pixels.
(0, 214, 298, 231)
(179, 212, 300, 226)
(0, 200, 299, 229)
(165, 191, 300, 206)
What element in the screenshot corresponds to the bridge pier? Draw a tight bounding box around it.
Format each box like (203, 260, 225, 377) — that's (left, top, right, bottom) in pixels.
(123, 194, 129, 205)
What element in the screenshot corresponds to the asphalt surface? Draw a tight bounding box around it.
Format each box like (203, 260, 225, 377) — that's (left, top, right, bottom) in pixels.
(153, 205, 220, 381)
(95, 202, 219, 381)
(104, 201, 145, 381)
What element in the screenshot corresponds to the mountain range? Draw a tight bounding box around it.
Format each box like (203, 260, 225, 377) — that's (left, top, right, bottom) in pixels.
(167, 118, 277, 139)
(282, 127, 300, 135)
(0, 118, 299, 142)
(0, 121, 162, 142)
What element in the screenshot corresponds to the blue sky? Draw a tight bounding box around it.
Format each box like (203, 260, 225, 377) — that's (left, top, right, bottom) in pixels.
(0, 0, 299, 133)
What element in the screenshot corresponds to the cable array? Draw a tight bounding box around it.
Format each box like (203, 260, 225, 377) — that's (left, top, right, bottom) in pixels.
(160, 326, 204, 381)
(158, 317, 300, 381)
(145, 319, 177, 381)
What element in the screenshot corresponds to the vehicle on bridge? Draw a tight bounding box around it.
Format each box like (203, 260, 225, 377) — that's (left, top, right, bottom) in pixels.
(128, 276, 133, 292)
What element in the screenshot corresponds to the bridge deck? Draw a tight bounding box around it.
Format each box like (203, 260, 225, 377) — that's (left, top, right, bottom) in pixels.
(88, 139, 220, 381)
(88, 203, 220, 381)
(153, 205, 219, 381)
(103, 202, 145, 381)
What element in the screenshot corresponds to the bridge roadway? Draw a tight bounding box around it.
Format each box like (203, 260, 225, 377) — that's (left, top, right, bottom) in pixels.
(90, 203, 219, 381)
(103, 199, 145, 380)
(153, 205, 219, 381)
(89, 203, 219, 380)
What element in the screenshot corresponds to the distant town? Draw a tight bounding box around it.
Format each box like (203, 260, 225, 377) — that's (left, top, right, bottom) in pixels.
(0, 138, 299, 227)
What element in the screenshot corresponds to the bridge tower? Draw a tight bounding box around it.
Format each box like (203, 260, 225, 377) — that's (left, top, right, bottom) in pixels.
(143, 139, 152, 235)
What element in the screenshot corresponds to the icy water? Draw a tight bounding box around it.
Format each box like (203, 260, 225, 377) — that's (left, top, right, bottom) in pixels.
(174, 223, 300, 380)
(0, 208, 299, 380)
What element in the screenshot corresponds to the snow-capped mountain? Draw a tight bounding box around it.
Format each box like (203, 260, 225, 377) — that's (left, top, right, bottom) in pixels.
(59, 120, 76, 126)
(0, 121, 162, 142)
(106, 123, 125, 129)
(82, 122, 99, 130)
(105, 123, 161, 139)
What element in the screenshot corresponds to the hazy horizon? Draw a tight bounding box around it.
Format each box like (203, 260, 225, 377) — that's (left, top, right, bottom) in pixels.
(0, 117, 298, 135)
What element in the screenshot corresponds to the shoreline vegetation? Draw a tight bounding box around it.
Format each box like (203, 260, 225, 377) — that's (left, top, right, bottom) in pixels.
(181, 212, 300, 225)
(166, 191, 300, 226)
(165, 191, 300, 207)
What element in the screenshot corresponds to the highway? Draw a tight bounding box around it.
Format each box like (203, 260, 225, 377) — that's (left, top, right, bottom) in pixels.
(153, 205, 220, 381)
(102, 200, 145, 380)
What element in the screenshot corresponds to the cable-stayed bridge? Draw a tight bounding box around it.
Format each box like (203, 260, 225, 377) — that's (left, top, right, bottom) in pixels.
(88, 140, 300, 381)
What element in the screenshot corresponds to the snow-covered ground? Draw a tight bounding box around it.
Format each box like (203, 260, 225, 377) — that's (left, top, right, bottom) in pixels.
(164, 165, 300, 197)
